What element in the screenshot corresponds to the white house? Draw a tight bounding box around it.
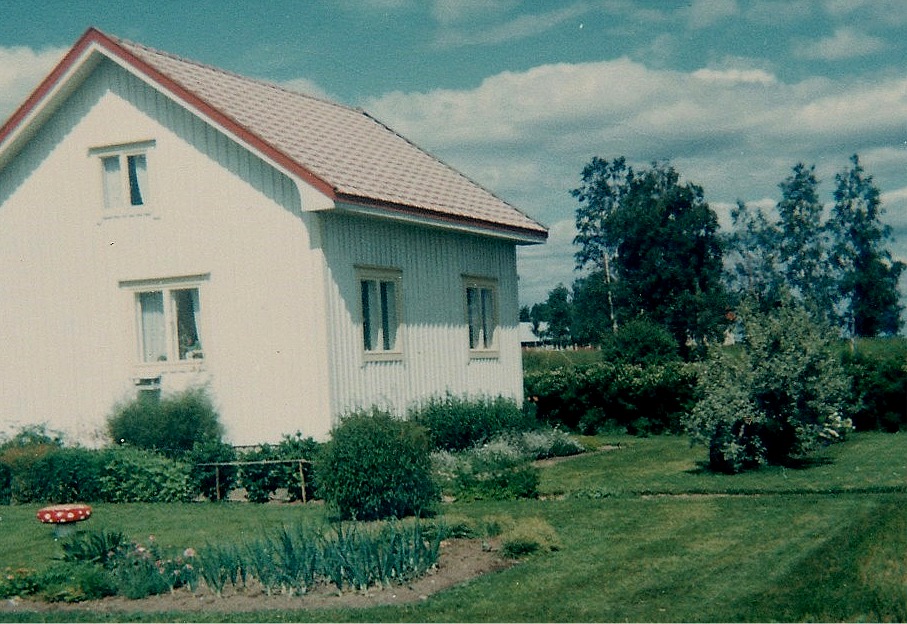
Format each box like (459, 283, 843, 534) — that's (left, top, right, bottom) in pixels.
(0, 28, 547, 445)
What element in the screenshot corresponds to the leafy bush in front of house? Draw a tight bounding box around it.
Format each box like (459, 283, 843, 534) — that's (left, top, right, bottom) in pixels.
(10, 447, 106, 504)
(409, 394, 535, 452)
(841, 338, 907, 432)
(316, 408, 439, 520)
(684, 298, 853, 473)
(525, 361, 697, 435)
(275, 432, 321, 502)
(106, 388, 224, 458)
(238, 444, 282, 503)
(187, 440, 238, 501)
(0, 425, 67, 504)
(99, 446, 193, 503)
(433, 438, 540, 501)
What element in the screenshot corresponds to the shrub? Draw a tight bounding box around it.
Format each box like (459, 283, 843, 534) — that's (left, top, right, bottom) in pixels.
(434, 439, 540, 501)
(107, 388, 224, 458)
(0, 425, 64, 504)
(238, 444, 282, 503)
(409, 394, 534, 452)
(685, 298, 853, 473)
(841, 338, 907, 432)
(99, 447, 192, 502)
(187, 440, 238, 501)
(599, 318, 681, 366)
(525, 361, 697, 435)
(11, 447, 106, 504)
(275, 432, 320, 502)
(316, 408, 439, 520)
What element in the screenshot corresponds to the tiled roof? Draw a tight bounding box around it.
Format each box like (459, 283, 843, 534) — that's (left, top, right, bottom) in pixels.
(108, 33, 547, 240)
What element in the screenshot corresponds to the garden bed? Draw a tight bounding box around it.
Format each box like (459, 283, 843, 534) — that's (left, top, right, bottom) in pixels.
(0, 537, 510, 615)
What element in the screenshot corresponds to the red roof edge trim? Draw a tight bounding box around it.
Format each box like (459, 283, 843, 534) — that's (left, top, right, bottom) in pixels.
(90, 29, 339, 200)
(335, 192, 548, 242)
(0, 27, 338, 201)
(0, 29, 100, 149)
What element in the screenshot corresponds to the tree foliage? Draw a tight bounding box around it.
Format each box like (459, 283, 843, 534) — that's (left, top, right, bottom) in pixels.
(571, 158, 729, 355)
(828, 155, 905, 336)
(684, 297, 852, 473)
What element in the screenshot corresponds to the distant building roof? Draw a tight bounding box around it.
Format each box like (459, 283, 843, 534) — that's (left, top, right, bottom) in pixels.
(0, 28, 548, 243)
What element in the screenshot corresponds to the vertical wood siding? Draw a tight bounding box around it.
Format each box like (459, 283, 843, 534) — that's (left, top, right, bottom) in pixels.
(319, 212, 524, 419)
(0, 58, 332, 444)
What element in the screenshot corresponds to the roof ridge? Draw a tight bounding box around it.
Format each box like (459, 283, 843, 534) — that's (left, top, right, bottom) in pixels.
(110, 33, 365, 115)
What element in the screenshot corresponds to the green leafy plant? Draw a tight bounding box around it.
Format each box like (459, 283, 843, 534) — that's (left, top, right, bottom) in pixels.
(435, 439, 540, 501)
(685, 297, 853, 473)
(316, 408, 439, 521)
(187, 439, 238, 501)
(99, 447, 192, 502)
(409, 394, 534, 452)
(107, 387, 224, 458)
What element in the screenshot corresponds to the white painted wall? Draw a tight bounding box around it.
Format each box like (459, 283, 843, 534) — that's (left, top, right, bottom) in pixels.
(319, 212, 524, 418)
(0, 55, 527, 446)
(0, 58, 331, 445)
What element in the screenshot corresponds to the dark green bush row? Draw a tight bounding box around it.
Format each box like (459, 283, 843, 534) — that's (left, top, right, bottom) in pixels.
(841, 338, 907, 433)
(316, 408, 439, 521)
(0, 445, 193, 504)
(408, 394, 535, 451)
(524, 361, 698, 435)
(237, 433, 321, 503)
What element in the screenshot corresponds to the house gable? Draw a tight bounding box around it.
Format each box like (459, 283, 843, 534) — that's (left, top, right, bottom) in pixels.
(0, 27, 548, 244)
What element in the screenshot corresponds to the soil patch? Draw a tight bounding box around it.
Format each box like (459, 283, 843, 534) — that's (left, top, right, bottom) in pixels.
(0, 538, 511, 616)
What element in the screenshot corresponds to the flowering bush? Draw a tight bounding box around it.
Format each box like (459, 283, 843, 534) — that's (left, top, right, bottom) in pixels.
(684, 298, 853, 473)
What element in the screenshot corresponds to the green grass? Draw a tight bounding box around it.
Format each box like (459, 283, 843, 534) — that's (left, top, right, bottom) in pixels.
(2, 432, 906, 622)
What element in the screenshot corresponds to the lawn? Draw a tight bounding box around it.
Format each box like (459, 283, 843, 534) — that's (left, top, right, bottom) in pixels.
(2, 432, 905, 622)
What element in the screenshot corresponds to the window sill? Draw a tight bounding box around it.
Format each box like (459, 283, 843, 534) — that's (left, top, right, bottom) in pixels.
(133, 360, 207, 376)
(363, 351, 404, 363)
(98, 210, 158, 223)
(469, 350, 500, 360)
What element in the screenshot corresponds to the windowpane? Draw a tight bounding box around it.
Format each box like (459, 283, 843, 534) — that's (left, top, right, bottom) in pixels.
(174, 289, 203, 359)
(138, 291, 167, 362)
(480, 287, 494, 348)
(102, 156, 122, 209)
(380, 280, 397, 351)
(466, 287, 480, 349)
(361, 280, 378, 351)
(127, 154, 147, 206)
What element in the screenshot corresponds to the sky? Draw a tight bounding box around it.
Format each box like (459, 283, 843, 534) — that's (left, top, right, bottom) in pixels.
(1, 0, 905, 306)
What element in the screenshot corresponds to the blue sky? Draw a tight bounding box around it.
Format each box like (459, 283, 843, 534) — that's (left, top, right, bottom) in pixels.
(1, 0, 905, 305)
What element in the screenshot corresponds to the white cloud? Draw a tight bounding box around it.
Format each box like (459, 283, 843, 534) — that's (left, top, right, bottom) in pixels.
(684, 0, 739, 29)
(281, 77, 335, 101)
(0, 45, 66, 122)
(434, 4, 588, 47)
(793, 28, 887, 60)
(364, 57, 907, 304)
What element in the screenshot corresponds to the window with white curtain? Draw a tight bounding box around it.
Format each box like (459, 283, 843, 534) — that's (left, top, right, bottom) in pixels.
(122, 275, 207, 365)
(91, 141, 154, 212)
(464, 276, 498, 355)
(357, 267, 402, 359)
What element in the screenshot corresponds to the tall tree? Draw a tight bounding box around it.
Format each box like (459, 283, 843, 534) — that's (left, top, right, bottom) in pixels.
(542, 283, 573, 348)
(571, 157, 631, 334)
(775, 163, 838, 321)
(725, 200, 785, 308)
(828, 155, 905, 336)
(571, 271, 612, 345)
(572, 158, 729, 355)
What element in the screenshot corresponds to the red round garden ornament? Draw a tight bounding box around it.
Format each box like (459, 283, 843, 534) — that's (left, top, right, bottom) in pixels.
(36, 504, 92, 537)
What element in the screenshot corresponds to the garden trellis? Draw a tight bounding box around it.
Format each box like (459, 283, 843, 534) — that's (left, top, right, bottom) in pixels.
(196, 458, 313, 502)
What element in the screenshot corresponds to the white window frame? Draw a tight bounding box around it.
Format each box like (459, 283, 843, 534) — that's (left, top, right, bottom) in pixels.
(89, 140, 155, 216)
(464, 275, 499, 358)
(120, 274, 209, 373)
(357, 266, 403, 361)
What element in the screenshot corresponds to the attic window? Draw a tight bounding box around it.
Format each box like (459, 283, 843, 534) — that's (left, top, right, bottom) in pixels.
(90, 141, 154, 211)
